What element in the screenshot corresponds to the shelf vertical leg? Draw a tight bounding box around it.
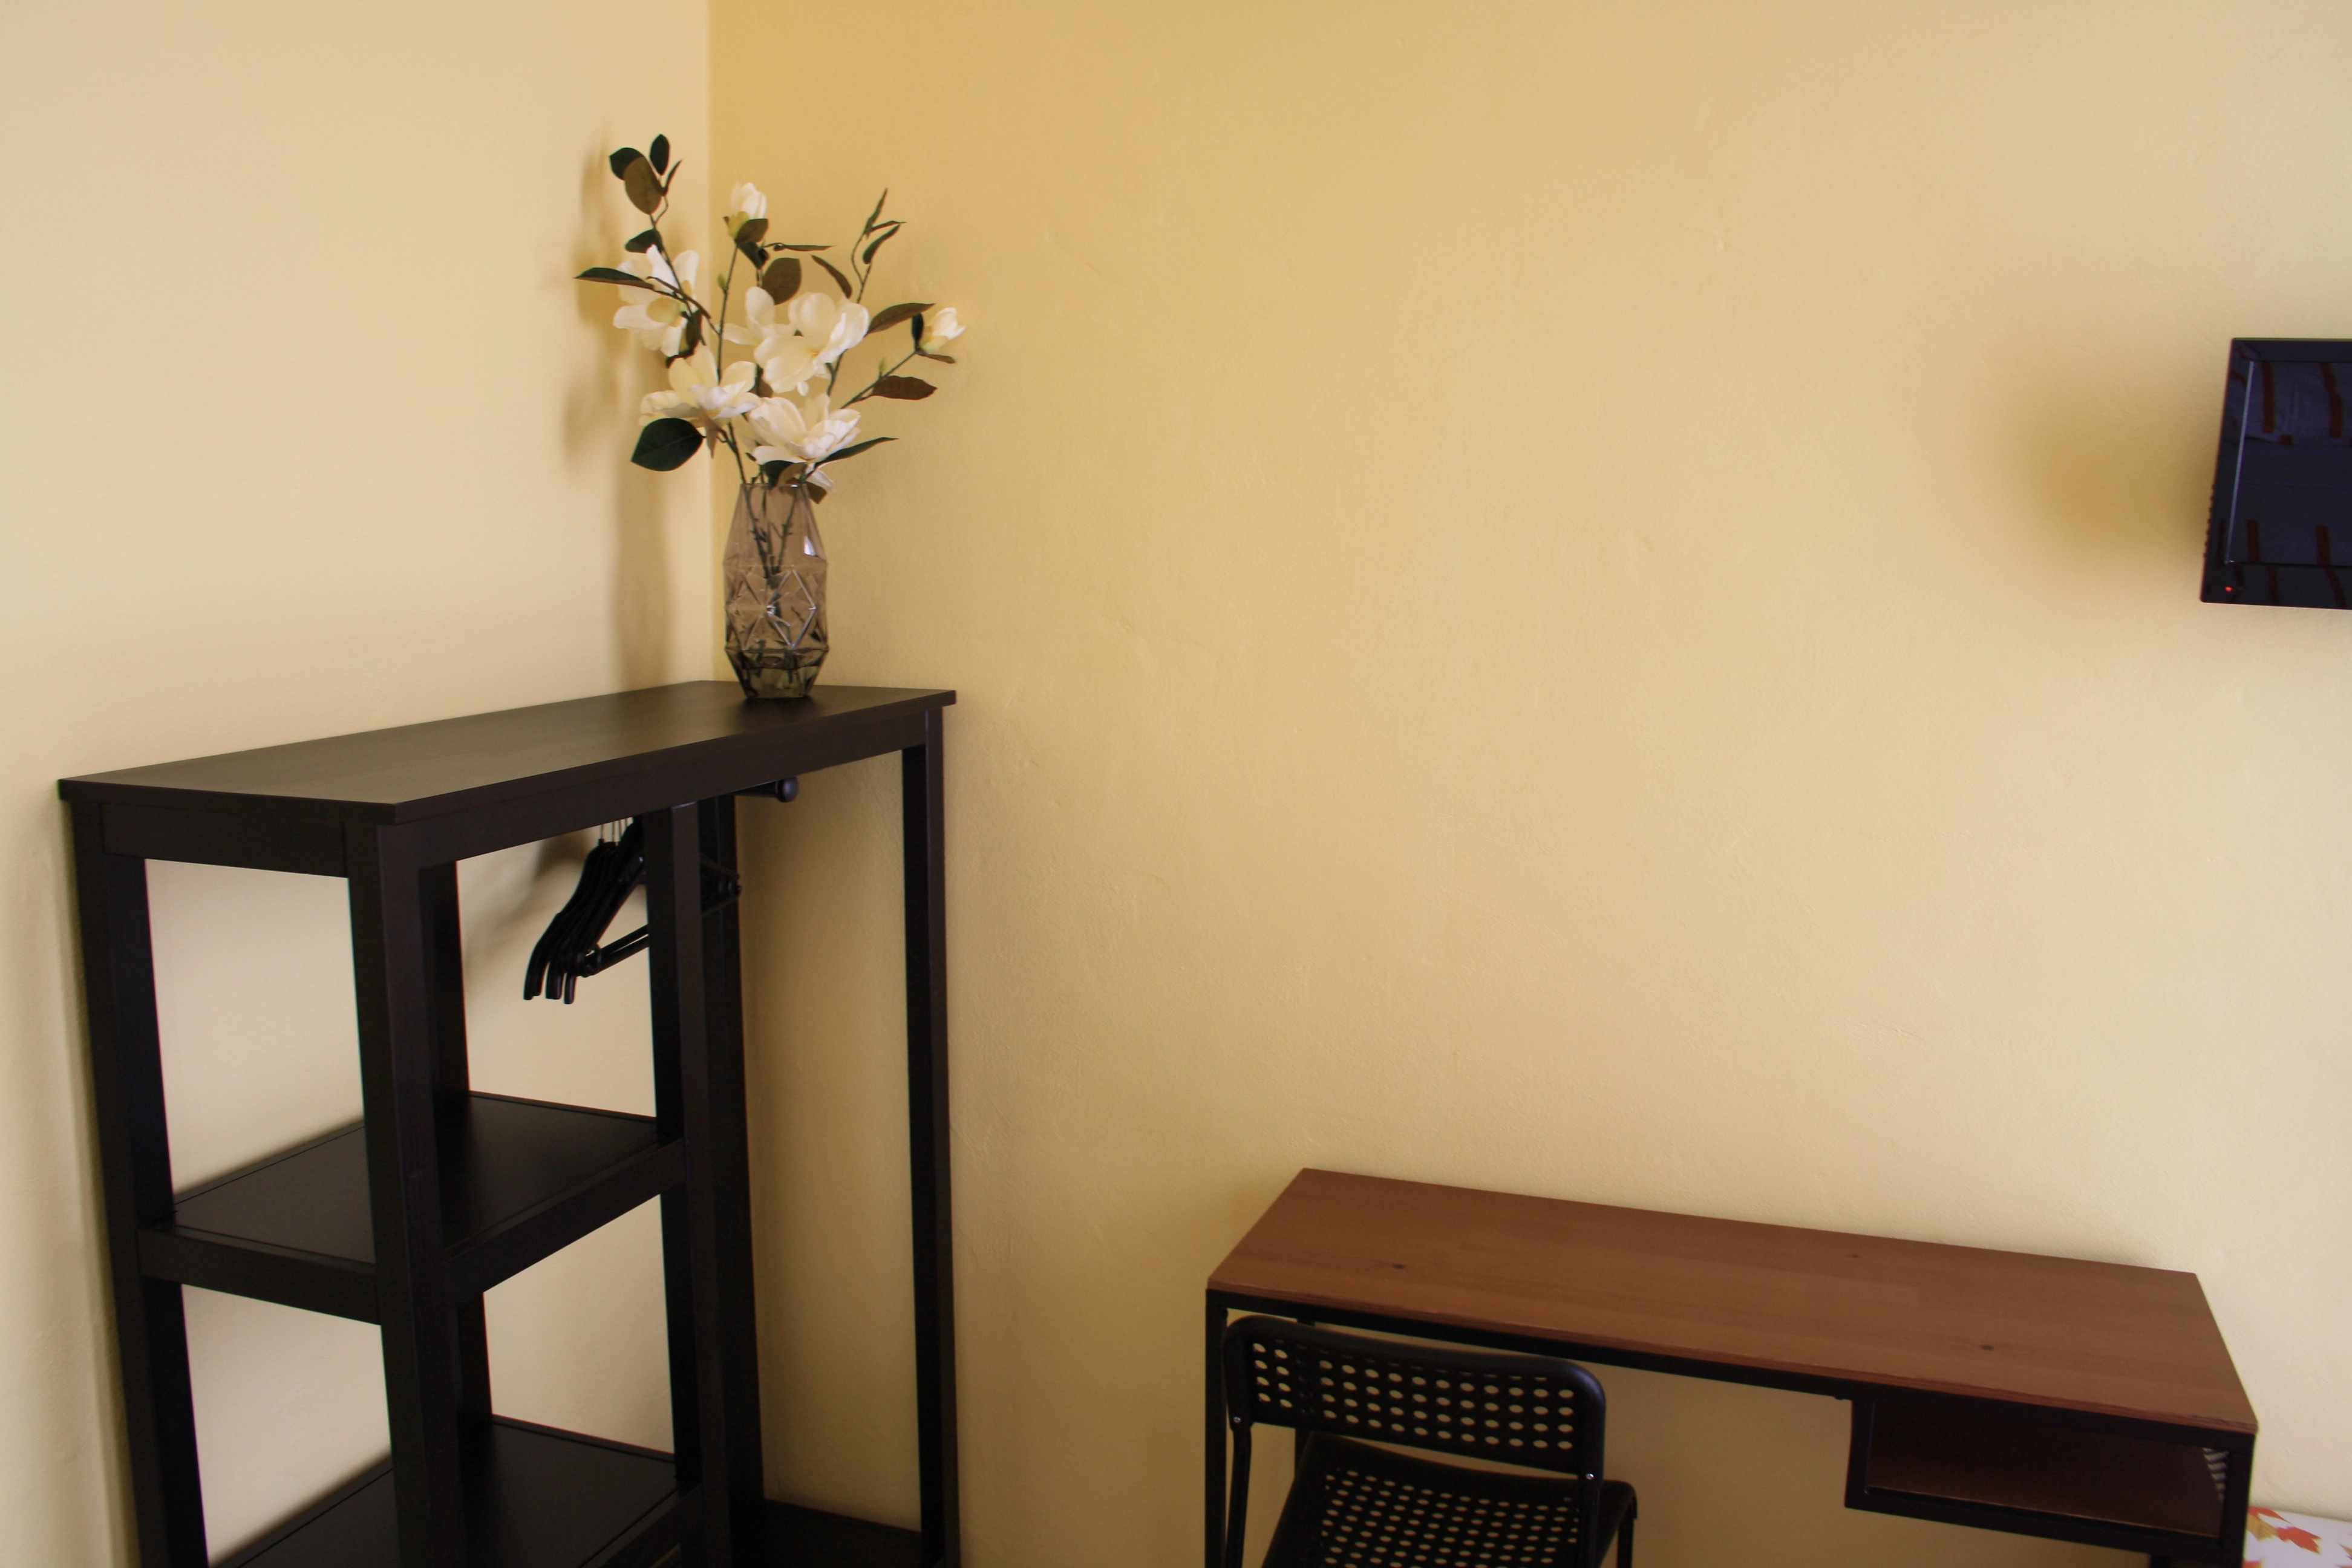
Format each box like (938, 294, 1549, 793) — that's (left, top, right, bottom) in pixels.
(697, 792, 765, 1543)
(903, 713, 961, 1568)
(648, 802, 762, 1567)
(347, 827, 469, 1567)
(70, 805, 206, 1568)
(422, 863, 494, 1436)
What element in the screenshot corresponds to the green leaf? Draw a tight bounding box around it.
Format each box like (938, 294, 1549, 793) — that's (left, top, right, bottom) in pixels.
(867, 302, 932, 335)
(648, 134, 670, 174)
(675, 312, 702, 359)
(622, 156, 664, 214)
(577, 266, 652, 286)
(861, 189, 889, 234)
(759, 257, 802, 300)
(811, 254, 855, 296)
(631, 418, 703, 471)
(774, 242, 831, 252)
(759, 459, 792, 484)
(916, 350, 957, 364)
(873, 374, 936, 400)
(626, 229, 660, 253)
(860, 223, 902, 267)
(733, 217, 769, 266)
(814, 436, 896, 466)
(609, 146, 642, 178)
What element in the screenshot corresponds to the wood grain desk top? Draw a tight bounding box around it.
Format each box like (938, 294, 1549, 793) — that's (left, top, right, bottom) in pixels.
(1209, 1169, 2255, 1436)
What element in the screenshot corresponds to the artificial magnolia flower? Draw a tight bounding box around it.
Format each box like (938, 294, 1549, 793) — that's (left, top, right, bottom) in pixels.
(920, 306, 964, 354)
(786, 292, 869, 376)
(612, 249, 701, 356)
(746, 392, 861, 465)
(725, 182, 768, 238)
(725, 288, 823, 393)
(642, 353, 759, 430)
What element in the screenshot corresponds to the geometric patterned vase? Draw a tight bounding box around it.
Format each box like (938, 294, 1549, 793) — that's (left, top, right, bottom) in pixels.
(722, 477, 828, 699)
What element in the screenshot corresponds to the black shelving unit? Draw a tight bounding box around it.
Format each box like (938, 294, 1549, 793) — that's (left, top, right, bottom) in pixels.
(61, 682, 959, 1568)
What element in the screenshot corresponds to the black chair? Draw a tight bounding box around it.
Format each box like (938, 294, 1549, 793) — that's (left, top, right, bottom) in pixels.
(1220, 1316, 1636, 1568)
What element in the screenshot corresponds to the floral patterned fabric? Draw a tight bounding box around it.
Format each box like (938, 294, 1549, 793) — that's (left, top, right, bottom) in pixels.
(2246, 1508, 2352, 1568)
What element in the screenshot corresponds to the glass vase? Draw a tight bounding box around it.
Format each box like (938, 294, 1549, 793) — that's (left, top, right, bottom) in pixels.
(723, 477, 828, 699)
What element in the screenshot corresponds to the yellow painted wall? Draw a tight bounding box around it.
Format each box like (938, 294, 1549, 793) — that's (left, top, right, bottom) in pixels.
(711, 3, 2352, 1566)
(1, 3, 710, 1560)
(11, 3, 2352, 1566)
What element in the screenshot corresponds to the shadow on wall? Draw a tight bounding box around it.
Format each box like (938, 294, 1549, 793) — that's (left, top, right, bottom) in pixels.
(562, 149, 679, 693)
(2004, 335, 2224, 574)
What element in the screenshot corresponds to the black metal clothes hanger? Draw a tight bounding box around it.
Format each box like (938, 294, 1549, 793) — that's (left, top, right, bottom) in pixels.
(524, 819, 648, 1002)
(522, 791, 782, 1003)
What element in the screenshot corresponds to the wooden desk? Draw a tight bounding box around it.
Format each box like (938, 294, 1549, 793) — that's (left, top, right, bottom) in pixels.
(1206, 1169, 2255, 1566)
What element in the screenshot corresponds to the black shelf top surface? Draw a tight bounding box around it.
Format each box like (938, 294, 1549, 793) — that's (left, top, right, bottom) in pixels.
(221, 1418, 680, 1568)
(59, 681, 953, 824)
(169, 1093, 661, 1267)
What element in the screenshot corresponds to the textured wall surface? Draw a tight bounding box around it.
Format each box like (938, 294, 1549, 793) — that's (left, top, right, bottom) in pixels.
(0, 4, 711, 1559)
(711, 4, 2352, 1566)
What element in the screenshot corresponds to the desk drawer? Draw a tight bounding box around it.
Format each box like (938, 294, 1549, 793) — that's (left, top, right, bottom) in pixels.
(1846, 1400, 2247, 1565)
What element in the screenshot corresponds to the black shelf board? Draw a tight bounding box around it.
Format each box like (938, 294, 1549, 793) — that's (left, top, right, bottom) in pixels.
(220, 1417, 688, 1568)
(1851, 1401, 2233, 1563)
(59, 681, 955, 826)
(141, 1093, 681, 1321)
(762, 1502, 923, 1567)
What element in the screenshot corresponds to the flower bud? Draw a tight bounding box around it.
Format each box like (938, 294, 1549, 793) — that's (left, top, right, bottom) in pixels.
(920, 306, 964, 354)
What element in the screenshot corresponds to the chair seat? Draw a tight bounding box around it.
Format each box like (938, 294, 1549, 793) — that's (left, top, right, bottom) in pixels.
(1263, 1434, 1635, 1568)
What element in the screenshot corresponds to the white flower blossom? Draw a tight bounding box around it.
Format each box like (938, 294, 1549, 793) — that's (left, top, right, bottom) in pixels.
(641, 353, 758, 430)
(612, 249, 701, 356)
(920, 306, 964, 354)
(724, 289, 868, 394)
(746, 393, 861, 465)
(786, 292, 869, 375)
(724, 287, 822, 393)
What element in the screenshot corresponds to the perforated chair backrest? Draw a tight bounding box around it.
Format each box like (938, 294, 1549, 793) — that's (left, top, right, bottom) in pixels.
(1222, 1316, 1607, 1479)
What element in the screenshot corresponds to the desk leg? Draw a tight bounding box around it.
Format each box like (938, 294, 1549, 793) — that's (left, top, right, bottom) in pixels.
(904, 717, 961, 1568)
(1206, 1297, 1226, 1568)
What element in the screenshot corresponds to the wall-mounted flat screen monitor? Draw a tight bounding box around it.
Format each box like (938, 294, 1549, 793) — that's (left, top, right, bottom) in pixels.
(2204, 338, 2352, 608)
